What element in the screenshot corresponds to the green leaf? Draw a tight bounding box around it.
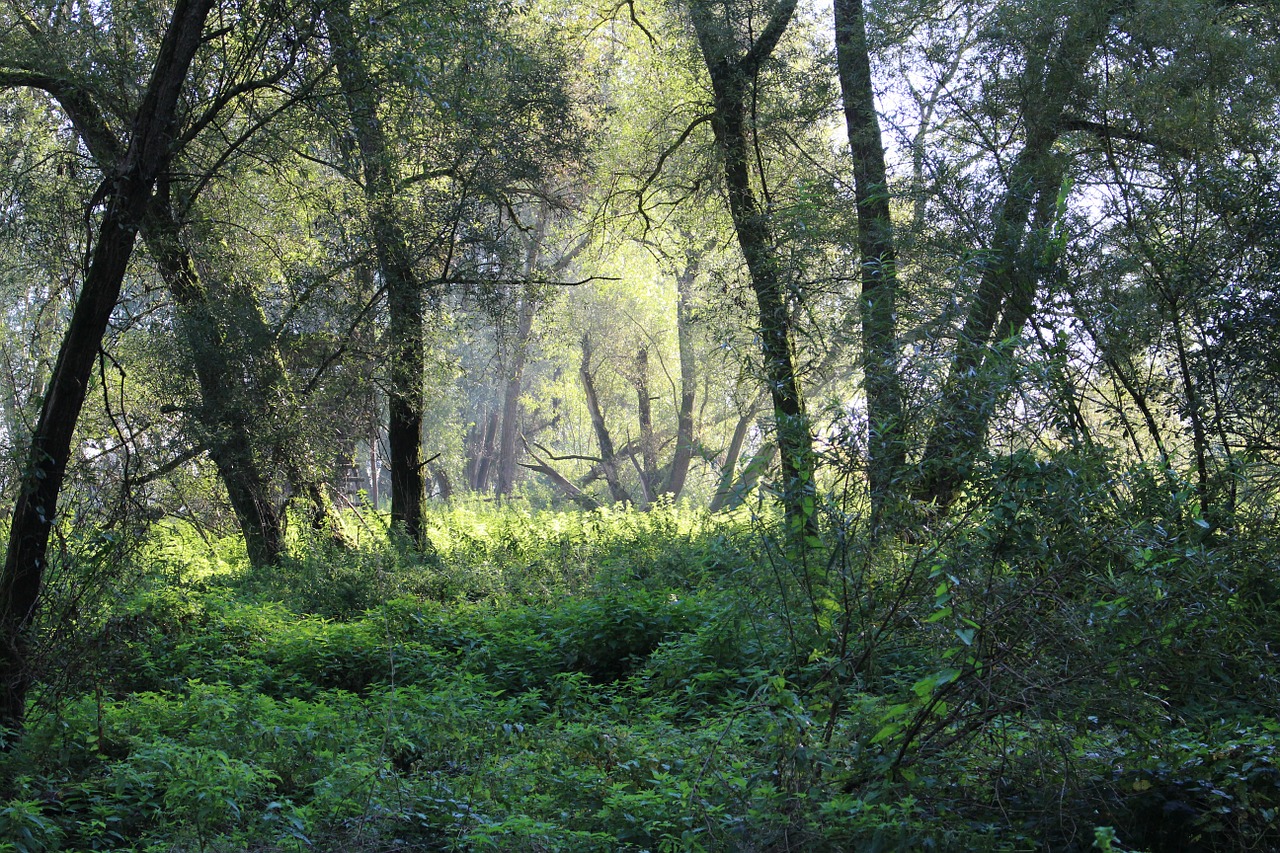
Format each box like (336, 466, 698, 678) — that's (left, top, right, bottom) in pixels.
(925, 606, 952, 623)
(870, 723, 900, 745)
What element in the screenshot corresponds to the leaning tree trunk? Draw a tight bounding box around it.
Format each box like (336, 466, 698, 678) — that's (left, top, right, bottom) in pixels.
(689, 0, 815, 535)
(710, 392, 765, 512)
(0, 0, 214, 732)
(144, 195, 286, 568)
(326, 0, 429, 547)
(914, 1, 1109, 509)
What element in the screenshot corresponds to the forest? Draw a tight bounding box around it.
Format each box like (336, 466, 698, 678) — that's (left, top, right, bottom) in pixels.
(0, 0, 1278, 848)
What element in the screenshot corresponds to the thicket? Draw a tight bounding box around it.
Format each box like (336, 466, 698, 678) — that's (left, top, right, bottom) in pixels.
(1, 459, 1278, 852)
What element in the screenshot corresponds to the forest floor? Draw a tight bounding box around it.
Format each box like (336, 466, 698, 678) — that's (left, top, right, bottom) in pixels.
(1, 498, 1278, 851)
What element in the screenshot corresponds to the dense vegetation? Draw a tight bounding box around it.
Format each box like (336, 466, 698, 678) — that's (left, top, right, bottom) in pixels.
(2, 494, 1279, 851)
(1, 0, 1279, 847)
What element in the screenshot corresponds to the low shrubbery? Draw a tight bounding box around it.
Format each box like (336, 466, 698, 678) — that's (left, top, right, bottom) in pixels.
(2, 486, 1277, 851)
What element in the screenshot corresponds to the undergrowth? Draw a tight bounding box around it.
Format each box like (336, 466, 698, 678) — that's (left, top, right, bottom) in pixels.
(2, 481, 1278, 851)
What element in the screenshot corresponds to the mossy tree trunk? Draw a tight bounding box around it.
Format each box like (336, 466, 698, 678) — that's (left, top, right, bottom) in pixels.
(688, 0, 816, 535)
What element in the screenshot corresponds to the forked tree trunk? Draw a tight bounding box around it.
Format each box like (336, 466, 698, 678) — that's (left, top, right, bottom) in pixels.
(689, 0, 815, 535)
(580, 334, 632, 505)
(0, 0, 214, 732)
(914, 1, 1110, 509)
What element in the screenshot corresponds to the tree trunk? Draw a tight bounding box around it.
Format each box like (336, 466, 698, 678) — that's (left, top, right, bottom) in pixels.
(369, 414, 381, 508)
(689, 0, 815, 534)
(717, 444, 778, 512)
(430, 462, 454, 502)
(580, 334, 632, 504)
(0, 0, 214, 732)
(834, 0, 906, 531)
(665, 249, 701, 498)
(914, 2, 1109, 509)
(326, 0, 429, 547)
(143, 196, 287, 568)
(14, 0, 342, 566)
(496, 294, 536, 496)
(475, 410, 500, 492)
(710, 394, 764, 512)
(633, 347, 659, 504)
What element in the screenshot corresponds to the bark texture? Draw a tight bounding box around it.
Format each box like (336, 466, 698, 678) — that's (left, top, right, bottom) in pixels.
(326, 0, 429, 546)
(834, 0, 906, 529)
(914, 2, 1111, 508)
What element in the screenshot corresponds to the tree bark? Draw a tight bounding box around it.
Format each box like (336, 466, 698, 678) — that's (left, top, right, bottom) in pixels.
(0, 0, 214, 732)
(496, 294, 536, 496)
(664, 248, 702, 498)
(710, 394, 764, 512)
(633, 347, 659, 504)
(326, 0, 429, 547)
(143, 195, 287, 568)
(689, 0, 815, 534)
(475, 410, 500, 492)
(914, 2, 1111, 509)
(834, 0, 906, 531)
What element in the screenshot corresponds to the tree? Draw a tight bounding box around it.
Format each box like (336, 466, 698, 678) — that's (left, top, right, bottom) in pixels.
(0, 0, 215, 731)
(911, 0, 1114, 509)
(1, 0, 342, 569)
(322, 0, 433, 546)
(834, 0, 906, 529)
(321, 0, 586, 538)
(686, 0, 816, 532)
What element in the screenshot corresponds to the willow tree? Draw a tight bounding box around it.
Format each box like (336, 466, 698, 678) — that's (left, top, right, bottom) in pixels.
(323, 0, 432, 545)
(1, 0, 342, 570)
(911, 0, 1117, 509)
(320, 0, 583, 541)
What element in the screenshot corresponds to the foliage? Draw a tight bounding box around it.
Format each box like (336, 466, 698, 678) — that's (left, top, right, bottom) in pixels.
(0, 498, 1274, 850)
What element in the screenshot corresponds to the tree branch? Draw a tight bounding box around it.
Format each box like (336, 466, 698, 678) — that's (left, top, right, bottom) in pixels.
(742, 0, 799, 74)
(1061, 116, 1195, 160)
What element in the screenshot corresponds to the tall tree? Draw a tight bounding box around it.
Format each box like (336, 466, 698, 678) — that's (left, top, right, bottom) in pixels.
(1, 1, 337, 569)
(834, 0, 906, 529)
(323, 0, 431, 546)
(913, 0, 1114, 508)
(0, 0, 215, 731)
(686, 0, 815, 532)
(662, 239, 706, 498)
